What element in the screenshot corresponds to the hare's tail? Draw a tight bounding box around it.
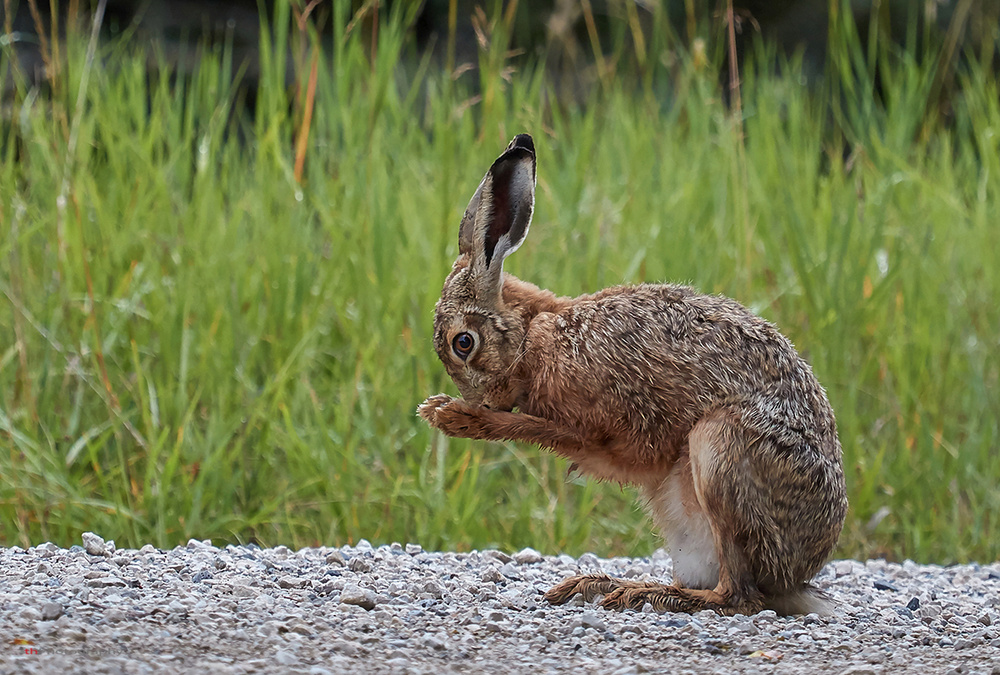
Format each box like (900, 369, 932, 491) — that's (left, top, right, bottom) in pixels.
(764, 583, 835, 616)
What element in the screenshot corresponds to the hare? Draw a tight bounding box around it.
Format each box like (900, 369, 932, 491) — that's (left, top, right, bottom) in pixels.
(418, 134, 848, 616)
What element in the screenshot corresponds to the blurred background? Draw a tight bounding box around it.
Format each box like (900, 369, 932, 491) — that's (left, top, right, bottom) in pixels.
(6, 1, 999, 97)
(1, 1, 998, 564)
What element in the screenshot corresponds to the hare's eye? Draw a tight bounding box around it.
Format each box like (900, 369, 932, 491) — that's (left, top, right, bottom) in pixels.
(452, 332, 475, 360)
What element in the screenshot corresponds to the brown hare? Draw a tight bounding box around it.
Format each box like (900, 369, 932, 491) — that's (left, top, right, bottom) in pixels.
(418, 134, 848, 616)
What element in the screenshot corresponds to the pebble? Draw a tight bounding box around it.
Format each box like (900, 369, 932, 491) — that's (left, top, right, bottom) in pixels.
(0, 534, 997, 673)
(340, 585, 376, 610)
(481, 567, 503, 583)
(498, 562, 522, 580)
(349, 557, 372, 573)
(513, 547, 544, 564)
(41, 602, 63, 621)
(82, 532, 107, 556)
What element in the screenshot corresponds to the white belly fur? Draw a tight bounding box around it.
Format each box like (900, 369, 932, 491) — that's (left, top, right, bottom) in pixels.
(643, 461, 720, 590)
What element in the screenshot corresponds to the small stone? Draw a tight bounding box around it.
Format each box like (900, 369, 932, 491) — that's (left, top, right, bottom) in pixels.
(873, 579, 898, 592)
(862, 648, 886, 664)
(906, 597, 921, 611)
(332, 640, 359, 656)
(41, 602, 63, 621)
(423, 634, 447, 650)
(894, 607, 914, 621)
(288, 622, 313, 636)
(694, 609, 717, 622)
(104, 609, 126, 623)
(325, 551, 345, 566)
(834, 561, 853, 577)
(498, 562, 521, 580)
(232, 584, 256, 598)
(19, 607, 41, 622)
(421, 580, 444, 598)
(611, 666, 644, 675)
(405, 543, 423, 556)
(481, 567, 502, 583)
(349, 557, 372, 573)
(274, 650, 298, 666)
(513, 547, 543, 565)
(918, 605, 942, 621)
(486, 550, 513, 564)
(340, 585, 376, 610)
(82, 532, 107, 556)
(730, 619, 759, 635)
(279, 576, 309, 589)
(580, 612, 607, 631)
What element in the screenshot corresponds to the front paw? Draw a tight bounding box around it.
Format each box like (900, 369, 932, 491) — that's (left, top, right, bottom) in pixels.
(417, 394, 482, 438)
(417, 394, 455, 425)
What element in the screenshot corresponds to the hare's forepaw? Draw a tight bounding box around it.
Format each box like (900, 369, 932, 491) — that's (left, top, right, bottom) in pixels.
(417, 394, 483, 438)
(417, 394, 455, 424)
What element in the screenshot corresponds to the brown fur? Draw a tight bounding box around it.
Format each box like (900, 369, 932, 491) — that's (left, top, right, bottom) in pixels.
(418, 134, 848, 615)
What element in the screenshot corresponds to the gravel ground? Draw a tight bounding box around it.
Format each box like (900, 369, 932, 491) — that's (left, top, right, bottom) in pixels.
(3, 533, 1000, 674)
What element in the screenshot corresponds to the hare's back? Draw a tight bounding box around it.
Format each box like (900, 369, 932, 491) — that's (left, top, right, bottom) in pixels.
(569, 283, 794, 370)
(538, 283, 833, 442)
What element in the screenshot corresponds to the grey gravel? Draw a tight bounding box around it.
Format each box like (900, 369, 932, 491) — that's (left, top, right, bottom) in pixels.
(3, 535, 1000, 674)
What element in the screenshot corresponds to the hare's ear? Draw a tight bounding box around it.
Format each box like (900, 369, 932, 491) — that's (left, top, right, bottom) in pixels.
(458, 134, 536, 301)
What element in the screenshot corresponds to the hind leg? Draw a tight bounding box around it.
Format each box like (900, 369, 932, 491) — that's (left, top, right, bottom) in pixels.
(547, 410, 843, 615)
(547, 411, 777, 615)
(664, 408, 840, 613)
(681, 410, 771, 613)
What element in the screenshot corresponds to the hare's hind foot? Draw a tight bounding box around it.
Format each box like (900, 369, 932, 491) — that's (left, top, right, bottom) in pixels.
(544, 574, 763, 616)
(601, 584, 761, 615)
(543, 574, 624, 604)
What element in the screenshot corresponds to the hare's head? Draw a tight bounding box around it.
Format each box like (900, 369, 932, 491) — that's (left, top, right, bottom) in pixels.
(432, 134, 536, 411)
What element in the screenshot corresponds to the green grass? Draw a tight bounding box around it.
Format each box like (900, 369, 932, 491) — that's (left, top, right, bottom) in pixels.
(1, 2, 997, 564)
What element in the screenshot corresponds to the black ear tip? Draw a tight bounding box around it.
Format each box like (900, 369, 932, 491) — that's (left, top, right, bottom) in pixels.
(508, 134, 534, 154)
